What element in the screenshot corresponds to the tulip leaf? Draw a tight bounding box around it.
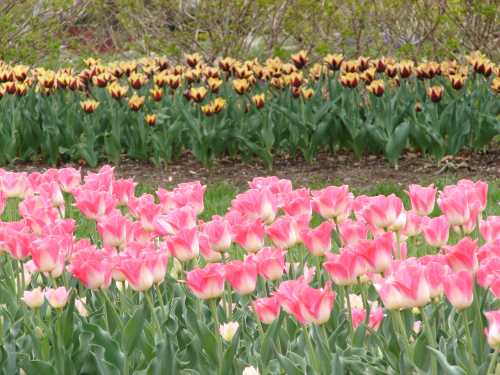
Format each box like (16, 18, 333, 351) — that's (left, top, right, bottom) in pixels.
(121, 306, 145, 355)
(427, 347, 466, 375)
(276, 352, 304, 375)
(21, 360, 56, 375)
(385, 122, 410, 162)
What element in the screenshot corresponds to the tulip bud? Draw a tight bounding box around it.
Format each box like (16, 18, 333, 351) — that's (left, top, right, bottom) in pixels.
(219, 321, 239, 342)
(22, 288, 45, 309)
(242, 366, 260, 375)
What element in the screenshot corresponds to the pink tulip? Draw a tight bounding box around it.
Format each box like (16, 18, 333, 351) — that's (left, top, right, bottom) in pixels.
(156, 188, 177, 213)
(82, 165, 114, 192)
(283, 188, 312, 218)
(444, 270, 473, 310)
(186, 263, 225, 300)
(0, 228, 33, 260)
(274, 279, 308, 323)
(438, 187, 471, 226)
(406, 184, 436, 216)
(421, 215, 449, 247)
(477, 257, 500, 289)
(154, 206, 197, 235)
(324, 248, 368, 285)
(45, 287, 70, 309)
(172, 181, 206, 214)
(143, 249, 169, 284)
(112, 178, 136, 206)
(38, 181, 65, 209)
(252, 296, 281, 324)
(0, 191, 5, 217)
(57, 168, 81, 193)
(22, 288, 45, 308)
(356, 232, 394, 273)
(232, 188, 277, 224)
(480, 216, 500, 244)
(117, 256, 154, 291)
(165, 227, 199, 262)
(130, 222, 154, 245)
(31, 236, 65, 273)
(351, 306, 384, 332)
(300, 221, 334, 256)
(130, 194, 162, 232)
(74, 189, 118, 220)
(444, 237, 478, 273)
(225, 259, 258, 295)
(267, 216, 299, 249)
(338, 219, 368, 246)
(253, 247, 286, 281)
(298, 282, 335, 325)
(311, 185, 353, 221)
(484, 309, 500, 349)
(457, 179, 488, 212)
(232, 219, 265, 253)
(403, 212, 423, 237)
(0, 171, 29, 198)
(248, 176, 292, 208)
(202, 217, 232, 252)
(362, 194, 405, 230)
(373, 261, 430, 309)
(68, 247, 112, 289)
(97, 214, 134, 249)
(198, 233, 222, 263)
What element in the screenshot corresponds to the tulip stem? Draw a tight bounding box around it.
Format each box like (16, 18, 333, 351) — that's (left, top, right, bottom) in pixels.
(155, 283, 166, 319)
(344, 286, 353, 335)
(462, 310, 477, 371)
(392, 310, 412, 361)
(209, 299, 223, 374)
(302, 325, 321, 374)
(421, 308, 438, 375)
(145, 289, 161, 332)
(487, 349, 498, 375)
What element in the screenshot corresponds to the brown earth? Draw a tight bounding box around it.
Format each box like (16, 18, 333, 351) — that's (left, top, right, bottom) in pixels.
(8, 149, 500, 189)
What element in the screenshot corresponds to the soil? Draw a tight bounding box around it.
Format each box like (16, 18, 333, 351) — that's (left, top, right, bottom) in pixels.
(8, 149, 500, 189)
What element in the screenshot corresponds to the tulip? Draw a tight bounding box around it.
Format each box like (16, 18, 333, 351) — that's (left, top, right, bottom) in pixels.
(97, 214, 133, 249)
(444, 237, 478, 273)
(128, 94, 145, 111)
(422, 259, 449, 298)
(267, 216, 299, 249)
(128, 194, 162, 231)
(362, 194, 405, 230)
(298, 282, 335, 325)
(201, 98, 226, 116)
(150, 86, 163, 102)
(57, 168, 81, 193)
(480, 216, 500, 243)
(75, 298, 89, 317)
(232, 189, 277, 224)
(356, 232, 394, 273)
(311, 185, 353, 221)
(0, 171, 29, 198)
(421, 215, 449, 247)
(117, 257, 154, 292)
(186, 263, 225, 300)
(165, 227, 200, 262)
(198, 233, 222, 263)
(172, 181, 206, 214)
(112, 178, 136, 206)
(403, 212, 423, 237)
(253, 247, 286, 281)
(69, 248, 112, 290)
(300, 221, 333, 256)
(45, 287, 70, 309)
(291, 50, 308, 69)
(366, 80, 385, 96)
(22, 288, 45, 308)
(232, 219, 265, 253)
(407, 184, 436, 216)
(338, 219, 368, 246)
(219, 321, 239, 342)
(485, 310, 500, 349)
(242, 366, 260, 375)
(283, 188, 312, 218)
(154, 206, 197, 236)
(80, 99, 99, 113)
(188, 86, 207, 102)
(224, 259, 258, 295)
(252, 93, 265, 109)
(444, 271, 473, 310)
(324, 248, 368, 286)
(340, 73, 359, 88)
(31, 236, 65, 273)
(252, 296, 281, 324)
(438, 187, 471, 226)
(74, 189, 118, 220)
(202, 217, 232, 252)
(351, 306, 384, 332)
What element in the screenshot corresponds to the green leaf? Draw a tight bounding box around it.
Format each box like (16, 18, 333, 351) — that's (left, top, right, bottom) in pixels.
(427, 347, 466, 375)
(385, 122, 410, 162)
(121, 306, 145, 355)
(21, 360, 56, 375)
(276, 352, 304, 375)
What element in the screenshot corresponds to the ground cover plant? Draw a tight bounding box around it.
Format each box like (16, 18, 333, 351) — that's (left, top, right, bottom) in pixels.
(0, 166, 499, 374)
(0, 51, 499, 168)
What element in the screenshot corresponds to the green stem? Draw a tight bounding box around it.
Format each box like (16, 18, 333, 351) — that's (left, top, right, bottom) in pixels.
(209, 299, 223, 374)
(102, 288, 124, 329)
(155, 283, 166, 319)
(487, 349, 498, 375)
(392, 310, 412, 361)
(145, 289, 161, 332)
(421, 308, 438, 375)
(302, 325, 321, 374)
(344, 286, 353, 335)
(462, 310, 477, 372)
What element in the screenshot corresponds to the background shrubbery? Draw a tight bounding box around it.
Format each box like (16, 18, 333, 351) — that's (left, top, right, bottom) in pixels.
(1, 0, 499, 65)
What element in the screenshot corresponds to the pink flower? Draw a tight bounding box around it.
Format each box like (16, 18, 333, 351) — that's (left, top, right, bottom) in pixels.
(156, 188, 177, 213)
(57, 168, 81, 193)
(403, 212, 423, 237)
(31, 236, 65, 273)
(225, 259, 258, 295)
(45, 287, 70, 309)
(444, 270, 473, 310)
(97, 214, 134, 249)
(298, 282, 335, 325)
(74, 189, 118, 220)
(186, 263, 225, 300)
(252, 296, 281, 324)
(356, 232, 394, 273)
(300, 221, 334, 256)
(165, 227, 200, 262)
(477, 257, 500, 289)
(283, 188, 312, 218)
(274, 279, 308, 323)
(422, 259, 450, 298)
(202, 217, 232, 252)
(248, 176, 292, 208)
(0, 191, 5, 216)
(421, 215, 449, 248)
(406, 184, 436, 216)
(362, 194, 405, 230)
(373, 261, 431, 309)
(172, 181, 206, 214)
(311, 185, 353, 221)
(457, 179, 488, 212)
(267, 216, 299, 249)
(117, 256, 154, 291)
(484, 309, 500, 349)
(112, 178, 136, 206)
(198, 233, 222, 263)
(130, 194, 162, 232)
(38, 182, 65, 209)
(444, 237, 478, 273)
(68, 247, 112, 289)
(324, 248, 368, 286)
(253, 247, 286, 281)
(232, 219, 265, 253)
(82, 165, 114, 192)
(351, 306, 384, 332)
(0, 171, 29, 198)
(22, 287, 45, 308)
(232, 189, 277, 224)
(480, 216, 500, 244)
(143, 249, 169, 284)
(338, 219, 368, 246)
(438, 187, 470, 226)
(154, 206, 197, 235)
(0, 228, 33, 260)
